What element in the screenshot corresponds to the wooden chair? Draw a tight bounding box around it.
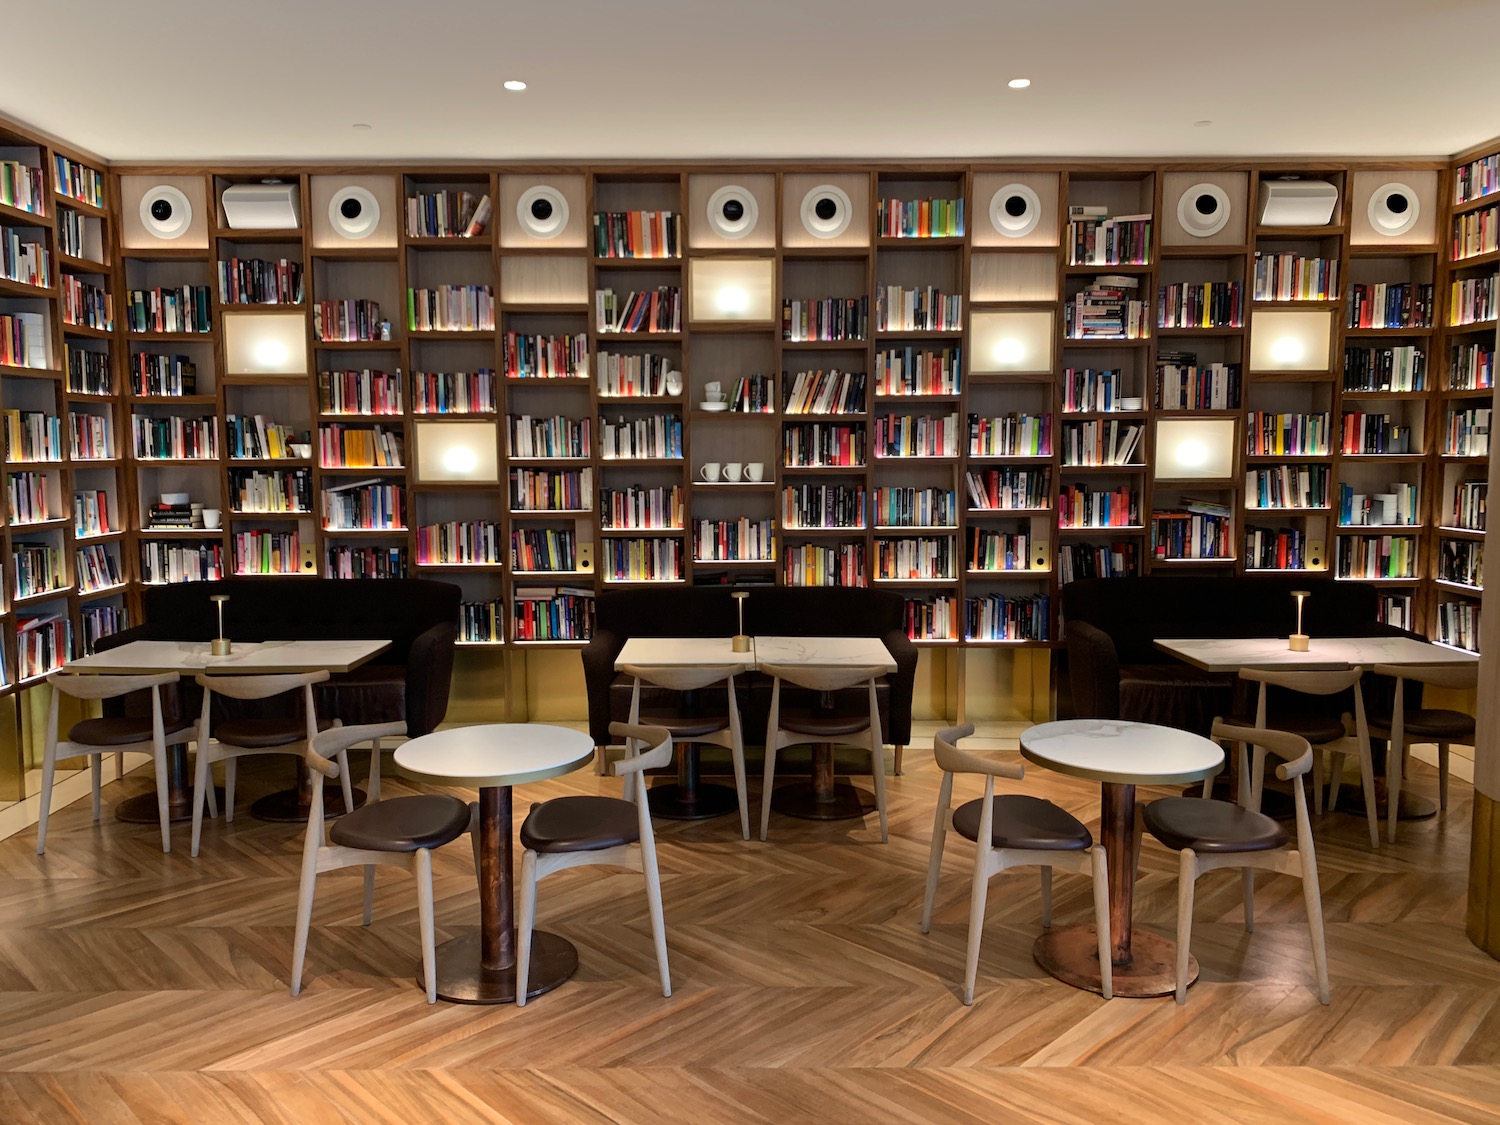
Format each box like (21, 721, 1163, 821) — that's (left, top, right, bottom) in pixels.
(290, 721, 468, 1002)
(621, 662, 748, 839)
(1240, 666, 1378, 847)
(191, 670, 348, 857)
(919, 723, 1112, 1004)
(1144, 720, 1330, 1005)
(758, 662, 889, 843)
(1368, 662, 1477, 843)
(515, 721, 673, 1006)
(37, 671, 197, 854)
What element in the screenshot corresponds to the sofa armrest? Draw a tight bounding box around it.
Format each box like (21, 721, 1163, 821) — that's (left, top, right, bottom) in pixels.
(1066, 620, 1120, 719)
(879, 628, 919, 746)
(581, 629, 627, 745)
(404, 621, 456, 737)
(95, 623, 161, 652)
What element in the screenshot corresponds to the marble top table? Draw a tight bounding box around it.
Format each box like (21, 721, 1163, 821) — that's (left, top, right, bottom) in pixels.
(616, 636, 757, 668)
(60, 638, 390, 826)
(1020, 719, 1224, 997)
(753, 635, 898, 671)
(1154, 635, 1479, 673)
(395, 723, 596, 1003)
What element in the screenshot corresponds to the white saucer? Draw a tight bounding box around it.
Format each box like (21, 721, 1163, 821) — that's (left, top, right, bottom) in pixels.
(699, 401, 729, 412)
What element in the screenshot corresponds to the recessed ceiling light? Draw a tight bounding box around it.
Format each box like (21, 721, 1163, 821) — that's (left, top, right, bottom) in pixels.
(1007, 78, 1031, 89)
(504, 80, 527, 92)
(352, 123, 372, 130)
(1193, 120, 1213, 127)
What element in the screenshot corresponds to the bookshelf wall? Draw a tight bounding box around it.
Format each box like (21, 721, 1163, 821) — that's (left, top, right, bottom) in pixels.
(0, 110, 1496, 786)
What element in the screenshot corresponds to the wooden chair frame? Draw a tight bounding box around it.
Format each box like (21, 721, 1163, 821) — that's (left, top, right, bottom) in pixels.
(1370, 661, 1477, 843)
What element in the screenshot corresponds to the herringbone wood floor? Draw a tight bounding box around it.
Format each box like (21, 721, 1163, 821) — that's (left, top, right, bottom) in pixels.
(2, 735, 1498, 1124)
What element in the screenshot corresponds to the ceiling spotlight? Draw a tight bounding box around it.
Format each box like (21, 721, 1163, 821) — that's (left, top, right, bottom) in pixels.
(503, 80, 527, 92)
(1007, 78, 1031, 89)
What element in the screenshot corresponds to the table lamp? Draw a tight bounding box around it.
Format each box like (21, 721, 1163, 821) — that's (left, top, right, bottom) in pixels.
(1289, 589, 1310, 652)
(211, 594, 232, 656)
(732, 591, 750, 653)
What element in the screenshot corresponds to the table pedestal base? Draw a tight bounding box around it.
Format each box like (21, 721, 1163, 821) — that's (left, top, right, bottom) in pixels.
(430, 929, 579, 1004)
(1327, 785, 1437, 821)
(647, 781, 740, 820)
(771, 780, 876, 821)
(1034, 924, 1195, 998)
(251, 786, 366, 822)
(117, 787, 223, 825)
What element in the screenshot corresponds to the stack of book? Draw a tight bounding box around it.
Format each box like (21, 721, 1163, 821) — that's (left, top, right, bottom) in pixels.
(1151, 498, 1233, 559)
(1068, 206, 1151, 265)
(1066, 276, 1147, 339)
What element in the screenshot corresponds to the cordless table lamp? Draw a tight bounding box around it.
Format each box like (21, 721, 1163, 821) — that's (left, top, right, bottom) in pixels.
(732, 591, 750, 653)
(1289, 589, 1311, 652)
(211, 594, 232, 655)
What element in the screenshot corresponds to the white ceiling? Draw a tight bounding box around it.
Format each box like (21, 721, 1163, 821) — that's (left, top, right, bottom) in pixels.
(6, 0, 1499, 164)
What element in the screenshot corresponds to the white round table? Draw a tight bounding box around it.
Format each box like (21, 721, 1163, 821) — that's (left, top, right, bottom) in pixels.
(395, 723, 595, 1004)
(1020, 719, 1223, 998)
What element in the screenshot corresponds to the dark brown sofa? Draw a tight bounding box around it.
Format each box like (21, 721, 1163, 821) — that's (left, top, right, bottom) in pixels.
(580, 586, 919, 753)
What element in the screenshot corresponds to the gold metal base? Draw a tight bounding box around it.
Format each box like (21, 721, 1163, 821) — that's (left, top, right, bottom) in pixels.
(731, 634, 751, 653)
(1288, 634, 1310, 652)
(430, 929, 579, 1004)
(210, 638, 232, 656)
(1034, 924, 1196, 997)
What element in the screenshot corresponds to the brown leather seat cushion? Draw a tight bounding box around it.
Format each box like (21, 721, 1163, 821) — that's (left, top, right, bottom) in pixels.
(1144, 797, 1288, 853)
(778, 708, 871, 738)
(951, 794, 1092, 851)
(214, 716, 334, 748)
(1370, 708, 1474, 741)
(1227, 711, 1347, 747)
(636, 709, 729, 739)
(329, 794, 470, 852)
(520, 795, 639, 853)
(68, 716, 193, 747)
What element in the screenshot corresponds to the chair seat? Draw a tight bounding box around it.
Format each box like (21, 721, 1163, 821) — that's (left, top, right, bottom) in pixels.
(778, 708, 872, 738)
(521, 795, 639, 853)
(1370, 708, 1475, 741)
(214, 716, 334, 748)
(329, 794, 471, 852)
(1144, 797, 1288, 854)
(68, 716, 193, 747)
(1228, 711, 1347, 747)
(636, 710, 730, 740)
(951, 794, 1092, 851)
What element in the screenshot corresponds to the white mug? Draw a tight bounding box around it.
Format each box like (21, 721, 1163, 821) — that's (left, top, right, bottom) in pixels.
(746, 462, 764, 482)
(700, 462, 721, 482)
(704, 380, 723, 402)
(202, 508, 222, 529)
(723, 462, 743, 482)
(664, 369, 683, 396)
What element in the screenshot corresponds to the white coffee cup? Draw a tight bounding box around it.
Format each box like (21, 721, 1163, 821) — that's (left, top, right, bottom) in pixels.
(723, 462, 743, 482)
(746, 462, 764, 482)
(700, 462, 721, 482)
(202, 508, 222, 529)
(664, 370, 683, 396)
(704, 380, 723, 402)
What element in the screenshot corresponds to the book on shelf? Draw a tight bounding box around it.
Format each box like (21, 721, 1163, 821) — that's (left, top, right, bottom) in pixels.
(965, 467, 1048, 511)
(1340, 411, 1412, 456)
(592, 211, 680, 259)
(875, 346, 960, 396)
(1456, 153, 1500, 205)
(406, 191, 489, 238)
(874, 412, 960, 458)
(1155, 356, 1240, 410)
(1252, 252, 1339, 302)
(507, 413, 591, 459)
(1067, 277, 1147, 339)
(0, 161, 45, 214)
(874, 486, 955, 528)
(964, 593, 1049, 643)
(1, 224, 50, 287)
(1346, 282, 1433, 330)
(905, 594, 960, 642)
(874, 536, 954, 581)
(407, 285, 495, 333)
(1158, 282, 1242, 329)
(0, 311, 49, 368)
(782, 297, 868, 342)
(1452, 480, 1487, 530)
(52, 155, 104, 208)
(1444, 407, 1492, 457)
(1057, 541, 1138, 583)
(417, 520, 503, 566)
(783, 369, 866, 415)
(326, 544, 407, 579)
(132, 352, 196, 396)
(781, 422, 866, 468)
(465, 194, 492, 237)
(600, 484, 682, 529)
(319, 368, 403, 415)
(782, 541, 866, 588)
(1344, 345, 1425, 393)
(68, 346, 112, 395)
(1069, 213, 1151, 266)
(1448, 342, 1494, 390)
(968, 412, 1052, 458)
(595, 287, 682, 334)
(1245, 525, 1308, 570)
(780, 483, 865, 530)
(126, 287, 211, 334)
(505, 332, 586, 379)
(217, 257, 303, 305)
(598, 413, 682, 460)
(1450, 276, 1498, 326)
(877, 197, 964, 238)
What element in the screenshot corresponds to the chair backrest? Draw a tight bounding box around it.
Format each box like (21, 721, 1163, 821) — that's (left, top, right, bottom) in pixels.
(933, 723, 1025, 780)
(194, 669, 330, 701)
(619, 663, 739, 693)
(48, 670, 179, 700)
(1238, 667, 1362, 696)
(1211, 719, 1313, 781)
(1371, 662, 1478, 692)
(758, 662, 884, 693)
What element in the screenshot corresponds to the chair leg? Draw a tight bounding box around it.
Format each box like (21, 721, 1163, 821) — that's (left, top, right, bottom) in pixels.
(1039, 865, 1054, 929)
(729, 736, 749, 842)
(759, 742, 778, 842)
(114, 750, 125, 781)
(225, 758, 238, 823)
(414, 848, 437, 1004)
(920, 820, 948, 934)
(639, 837, 671, 998)
(1326, 751, 1344, 813)
(1355, 735, 1380, 849)
(1386, 738, 1402, 845)
(869, 742, 889, 844)
(35, 740, 58, 855)
(1090, 847, 1112, 1000)
(152, 742, 172, 854)
(961, 848, 992, 1005)
(1312, 750, 1325, 815)
(290, 839, 319, 996)
(1241, 868, 1256, 934)
(894, 745, 904, 775)
(1174, 849, 1198, 1005)
(1299, 847, 1331, 1005)
(362, 866, 376, 926)
(90, 755, 102, 822)
(367, 739, 383, 803)
(191, 747, 213, 857)
(1438, 744, 1451, 812)
(515, 849, 539, 1007)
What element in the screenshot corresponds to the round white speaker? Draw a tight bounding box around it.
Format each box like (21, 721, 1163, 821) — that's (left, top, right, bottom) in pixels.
(988, 184, 1041, 238)
(800, 184, 853, 240)
(517, 186, 569, 239)
(140, 185, 192, 240)
(1367, 182, 1420, 236)
(328, 186, 380, 240)
(706, 185, 758, 240)
(1176, 183, 1231, 238)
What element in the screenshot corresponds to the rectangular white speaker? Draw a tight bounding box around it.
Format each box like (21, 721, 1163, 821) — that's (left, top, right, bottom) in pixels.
(577, 543, 594, 572)
(1258, 180, 1338, 227)
(222, 183, 301, 230)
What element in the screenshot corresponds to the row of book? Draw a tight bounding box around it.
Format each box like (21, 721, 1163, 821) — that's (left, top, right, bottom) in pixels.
(872, 486, 955, 528)
(876, 197, 964, 238)
(1151, 501, 1233, 559)
(1338, 482, 1418, 527)
(74, 488, 112, 536)
(595, 287, 682, 334)
(1156, 358, 1240, 411)
(61, 275, 111, 330)
(783, 542, 865, 588)
(512, 587, 596, 642)
(5, 409, 62, 460)
(17, 615, 70, 682)
(596, 350, 673, 397)
(874, 536, 953, 580)
(217, 258, 302, 305)
(593, 211, 679, 259)
(1344, 345, 1425, 392)
(0, 162, 44, 214)
(693, 517, 774, 562)
(963, 594, 1049, 642)
(505, 332, 585, 379)
(0, 311, 47, 367)
(1455, 153, 1500, 205)
(414, 369, 495, 414)
(1346, 282, 1434, 329)
(226, 414, 295, 460)
(69, 409, 112, 460)
(415, 520, 503, 566)
(1340, 411, 1413, 455)
(873, 412, 959, 458)
(1062, 368, 1129, 415)
(904, 594, 957, 642)
(406, 191, 491, 239)
(319, 424, 403, 468)
(315, 299, 384, 343)
(1059, 485, 1139, 529)
(69, 347, 111, 395)
(229, 467, 311, 513)
(1058, 541, 1138, 583)
(965, 467, 1049, 511)
(1337, 534, 1417, 579)
(1066, 276, 1148, 340)
(784, 368, 866, 414)
(1438, 539, 1483, 588)
(969, 412, 1052, 458)
(321, 480, 405, 530)
(1445, 406, 1491, 457)
(781, 483, 865, 529)
(875, 346, 960, 396)
(724, 372, 774, 413)
(58, 209, 101, 261)
(140, 541, 223, 584)
(53, 155, 104, 208)
(1060, 419, 1142, 467)
(604, 536, 682, 582)
(126, 286, 211, 334)
(1449, 342, 1494, 390)
(133, 352, 197, 397)
(874, 286, 962, 332)
(327, 545, 407, 579)
(1246, 464, 1329, 510)
(132, 414, 216, 460)
(408, 285, 494, 333)
(513, 526, 579, 571)
(1246, 411, 1331, 456)
(782, 422, 865, 467)
(459, 599, 504, 643)
(1451, 480, 1487, 530)
(600, 484, 682, 529)
(1158, 282, 1242, 329)
(510, 467, 592, 512)
(1451, 203, 1498, 261)
(598, 413, 682, 459)
(782, 297, 867, 342)
(320, 368, 402, 415)
(81, 604, 126, 657)
(12, 542, 63, 597)
(509, 413, 590, 459)
(1252, 252, 1339, 302)
(968, 528, 1031, 572)
(0, 225, 48, 287)
(1434, 600, 1479, 653)
(1450, 276, 1497, 326)
(232, 530, 301, 576)
(1068, 209, 1151, 266)
(1245, 525, 1310, 570)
